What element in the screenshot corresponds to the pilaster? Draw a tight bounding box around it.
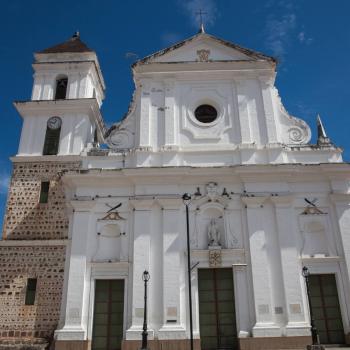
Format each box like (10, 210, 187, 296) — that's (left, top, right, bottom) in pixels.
(330, 193, 350, 295)
(55, 200, 96, 341)
(163, 80, 177, 148)
(271, 195, 309, 336)
(138, 79, 152, 148)
(126, 199, 155, 340)
(235, 79, 251, 144)
(233, 264, 252, 338)
(259, 77, 278, 144)
(241, 196, 281, 337)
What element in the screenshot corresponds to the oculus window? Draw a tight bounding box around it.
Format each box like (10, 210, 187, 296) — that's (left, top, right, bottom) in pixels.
(194, 104, 218, 123)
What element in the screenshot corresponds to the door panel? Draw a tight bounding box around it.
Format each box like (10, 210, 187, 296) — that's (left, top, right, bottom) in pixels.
(309, 274, 345, 345)
(92, 280, 124, 350)
(198, 268, 238, 350)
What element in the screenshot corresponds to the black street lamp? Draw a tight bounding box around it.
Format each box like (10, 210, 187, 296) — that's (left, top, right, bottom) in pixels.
(302, 266, 325, 350)
(182, 193, 194, 350)
(141, 270, 150, 350)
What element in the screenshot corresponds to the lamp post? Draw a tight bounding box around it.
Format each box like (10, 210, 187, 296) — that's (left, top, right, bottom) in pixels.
(302, 266, 325, 350)
(141, 270, 150, 350)
(182, 193, 194, 350)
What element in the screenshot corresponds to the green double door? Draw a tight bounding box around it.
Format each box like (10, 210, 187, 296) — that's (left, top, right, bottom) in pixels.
(198, 268, 238, 350)
(92, 280, 125, 350)
(309, 274, 345, 345)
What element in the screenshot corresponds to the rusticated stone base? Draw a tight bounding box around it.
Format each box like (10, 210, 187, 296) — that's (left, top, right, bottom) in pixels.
(0, 337, 48, 350)
(54, 340, 91, 350)
(239, 336, 312, 350)
(121, 339, 201, 350)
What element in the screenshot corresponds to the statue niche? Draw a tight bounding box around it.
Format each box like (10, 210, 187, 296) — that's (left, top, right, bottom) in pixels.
(208, 219, 221, 247)
(195, 205, 225, 249)
(93, 223, 122, 262)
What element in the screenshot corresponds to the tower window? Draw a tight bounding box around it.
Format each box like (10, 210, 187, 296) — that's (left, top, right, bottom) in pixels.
(39, 181, 50, 204)
(25, 278, 37, 305)
(194, 104, 218, 123)
(55, 77, 68, 99)
(43, 116, 62, 155)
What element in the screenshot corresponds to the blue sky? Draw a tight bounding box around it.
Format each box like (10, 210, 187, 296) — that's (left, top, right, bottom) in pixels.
(0, 0, 349, 231)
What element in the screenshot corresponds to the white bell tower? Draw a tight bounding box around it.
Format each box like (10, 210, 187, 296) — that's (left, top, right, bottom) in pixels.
(14, 32, 106, 156)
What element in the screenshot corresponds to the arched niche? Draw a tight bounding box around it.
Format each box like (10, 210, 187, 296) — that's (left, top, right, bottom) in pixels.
(300, 217, 329, 257)
(93, 223, 122, 262)
(195, 203, 225, 249)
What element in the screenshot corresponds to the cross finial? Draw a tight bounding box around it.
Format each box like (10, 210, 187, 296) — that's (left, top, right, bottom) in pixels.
(196, 9, 207, 33)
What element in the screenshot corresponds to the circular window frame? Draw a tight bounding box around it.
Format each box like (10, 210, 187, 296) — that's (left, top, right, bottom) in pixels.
(188, 100, 222, 127)
(194, 104, 218, 124)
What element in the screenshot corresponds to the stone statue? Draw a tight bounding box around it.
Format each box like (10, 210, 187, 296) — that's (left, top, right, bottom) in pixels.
(208, 219, 221, 247)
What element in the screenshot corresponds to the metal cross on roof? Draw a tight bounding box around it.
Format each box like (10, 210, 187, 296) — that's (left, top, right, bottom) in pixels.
(196, 9, 207, 33)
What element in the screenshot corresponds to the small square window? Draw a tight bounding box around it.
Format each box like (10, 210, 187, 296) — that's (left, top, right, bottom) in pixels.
(25, 278, 37, 305)
(39, 181, 50, 204)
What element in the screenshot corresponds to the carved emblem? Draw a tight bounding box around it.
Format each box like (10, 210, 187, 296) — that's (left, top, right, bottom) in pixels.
(197, 49, 210, 62)
(206, 182, 218, 201)
(209, 249, 222, 267)
(301, 198, 325, 215)
(99, 203, 126, 221)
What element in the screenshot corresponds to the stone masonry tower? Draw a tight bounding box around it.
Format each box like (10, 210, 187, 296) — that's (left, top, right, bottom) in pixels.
(0, 33, 105, 349)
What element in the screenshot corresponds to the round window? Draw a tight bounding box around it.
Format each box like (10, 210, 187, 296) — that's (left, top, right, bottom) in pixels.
(194, 104, 218, 124)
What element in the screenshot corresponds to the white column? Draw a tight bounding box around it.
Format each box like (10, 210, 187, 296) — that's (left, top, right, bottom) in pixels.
(242, 196, 281, 337)
(259, 77, 278, 144)
(55, 200, 95, 340)
(158, 198, 186, 339)
(126, 199, 154, 340)
(271, 196, 309, 336)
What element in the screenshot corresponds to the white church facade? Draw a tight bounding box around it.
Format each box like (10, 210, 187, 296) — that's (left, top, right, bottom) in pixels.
(1, 29, 350, 350)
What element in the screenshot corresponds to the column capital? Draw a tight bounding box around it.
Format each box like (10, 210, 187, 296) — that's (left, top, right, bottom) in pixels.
(70, 199, 96, 212)
(241, 196, 267, 208)
(330, 193, 350, 205)
(157, 198, 182, 210)
(270, 195, 294, 207)
(129, 198, 154, 210)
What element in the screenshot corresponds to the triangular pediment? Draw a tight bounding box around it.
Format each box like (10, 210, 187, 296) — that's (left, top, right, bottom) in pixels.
(134, 33, 275, 66)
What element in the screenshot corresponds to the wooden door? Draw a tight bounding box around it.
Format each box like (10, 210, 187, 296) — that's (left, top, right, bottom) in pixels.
(92, 280, 124, 350)
(198, 268, 238, 350)
(309, 274, 345, 344)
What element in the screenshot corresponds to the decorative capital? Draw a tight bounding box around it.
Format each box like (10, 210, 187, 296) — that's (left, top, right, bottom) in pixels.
(241, 196, 267, 208)
(129, 199, 154, 210)
(270, 195, 294, 207)
(330, 193, 350, 205)
(70, 199, 96, 212)
(157, 198, 182, 210)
